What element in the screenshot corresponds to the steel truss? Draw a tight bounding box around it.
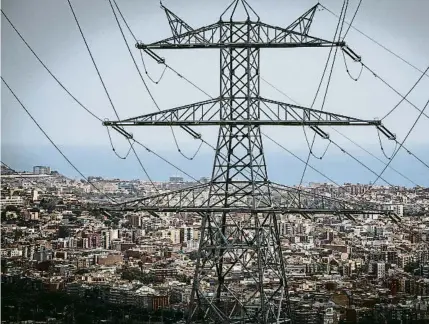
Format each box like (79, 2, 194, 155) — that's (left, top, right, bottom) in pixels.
(104, 1, 397, 323)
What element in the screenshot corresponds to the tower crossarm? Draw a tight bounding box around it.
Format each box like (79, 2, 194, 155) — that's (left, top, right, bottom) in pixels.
(102, 97, 393, 137)
(137, 20, 344, 50)
(100, 181, 393, 216)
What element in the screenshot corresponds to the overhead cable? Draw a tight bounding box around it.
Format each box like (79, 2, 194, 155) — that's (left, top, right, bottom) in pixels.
(1, 77, 117, 203)
(110, 0, 237, 171)
(0, 10, 102, 123)
(112, 1, 213, 100)
(380, 66, 429, 120)
(106, 125, 134, 159)
(264, 74, 429, 180)
(368, 97, 429, 188)
(1, 161, 16, 173)
(109, 0, 204, 161)
(360, 63, 429, 168)
(341, 0, 362, 40)
(109, 1, 424, 189)
(360, 63, 429, 121)
(329, 140, 393, 186)
(376, 128, 398, 160)
(341, 50, 363, 81)
(260, 77, 419, 186)
(319, 3, 429, 78)
(263, 135, 340, 187)
(109, 0, 167, 84)
(2, 7, 198, 183)
(400, 144, 429, 170)
(139, 49, 168, 84)
(299, 0, 349, 187)
(66, 0, 160, 194)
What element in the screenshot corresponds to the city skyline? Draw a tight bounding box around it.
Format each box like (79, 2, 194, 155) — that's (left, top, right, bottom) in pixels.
(2, 150, 428, 323)
(3, 144, 429, 186)
(2, 0, 429, 190)
(1, 0, 429, 322)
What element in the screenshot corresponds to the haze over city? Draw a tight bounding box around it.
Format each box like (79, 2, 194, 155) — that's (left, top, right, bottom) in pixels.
(2, 0, 429, 186)
(1, 0, 429, 323)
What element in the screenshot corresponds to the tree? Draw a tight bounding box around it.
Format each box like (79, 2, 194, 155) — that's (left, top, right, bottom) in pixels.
(1, 210, 7, 222)
(14, 229, 23, 240)
(39, 198, 58, 212)
(404, 261, 420, 274)
(188, 251, 199, 261)
(120, 268, 163, 284)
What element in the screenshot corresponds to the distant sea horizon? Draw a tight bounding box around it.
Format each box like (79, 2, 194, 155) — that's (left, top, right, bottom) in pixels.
(2, 144, 429, 187)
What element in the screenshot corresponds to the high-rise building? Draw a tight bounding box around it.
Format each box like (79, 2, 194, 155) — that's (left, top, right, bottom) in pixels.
(33, 165, 51, 175)
(127, 214, 142, 227)
(169, 176, 184, 183)
(376, 262, 386, 279)
(382, 204, 404, 217)
(102, 230, 111, 249)
(199, 177, 210, 183)
(323, 308, 336, 324)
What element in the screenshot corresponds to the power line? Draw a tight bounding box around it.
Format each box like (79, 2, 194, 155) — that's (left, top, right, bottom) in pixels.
(106, 124, 134, 160)
(138, 48, 168, 85)
(66, 0, 121, 123)
(254, 132, 392, 205)
(360, 63, 429, 170)
(1, 161, 16, 173)
(341, 50, 363, 81)
(2, 7, 198, 184)
(400, 143, 429, 170)
(109, 0, 204, 161)
(319, 3, 429, 78)
(108, 1, 424, 189)
(110, 0, 240, 171)
(338, 47, 429, 170)
(130, 139, 201, 183)
(353, 62, 429, 170)
(342, 0, 362, 40)
(376, 128, 397, 160)
(111, 0, 234, 166)
(299, 0, 349, 187)
(329, 140, 393, 186)
(114, 2, 213, 99)
(361, 63, 429, 121)
(66, 0, 159, 193)
(260, 77, 419, 187)
(0, 9, 102, 123)
(1, 161, 35, 182)
(1, 77, 117, 203)
(263, 134, 340, 186)
(369, 97, 429, 187)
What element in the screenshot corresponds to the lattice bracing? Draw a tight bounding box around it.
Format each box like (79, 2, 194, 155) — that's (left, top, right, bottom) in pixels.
(103, 181, 390, 215)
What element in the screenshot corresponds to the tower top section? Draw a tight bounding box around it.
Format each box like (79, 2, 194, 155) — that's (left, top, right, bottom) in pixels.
(219, 0, 260, 22)
(137, 2, 345, 50)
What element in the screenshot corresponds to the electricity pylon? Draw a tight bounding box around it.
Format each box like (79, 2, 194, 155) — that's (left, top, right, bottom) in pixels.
(104, 1, 396, 323)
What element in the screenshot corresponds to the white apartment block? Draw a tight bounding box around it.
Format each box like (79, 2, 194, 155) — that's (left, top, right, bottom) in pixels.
(382, 204, 404, 217)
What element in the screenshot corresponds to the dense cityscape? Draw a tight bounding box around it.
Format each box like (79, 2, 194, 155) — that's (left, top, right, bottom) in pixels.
(2, 0, 429, 322)
(1, 164, 428, 323)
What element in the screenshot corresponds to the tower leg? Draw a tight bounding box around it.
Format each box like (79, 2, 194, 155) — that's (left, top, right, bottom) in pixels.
(188, 21, 291, 323)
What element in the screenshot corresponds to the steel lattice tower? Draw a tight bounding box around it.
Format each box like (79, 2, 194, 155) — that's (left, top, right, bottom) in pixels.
(104, 1, 396, 323)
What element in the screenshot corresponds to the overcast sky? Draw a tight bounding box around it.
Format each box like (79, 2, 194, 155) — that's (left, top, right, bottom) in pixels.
(1, 0, 429, 185)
